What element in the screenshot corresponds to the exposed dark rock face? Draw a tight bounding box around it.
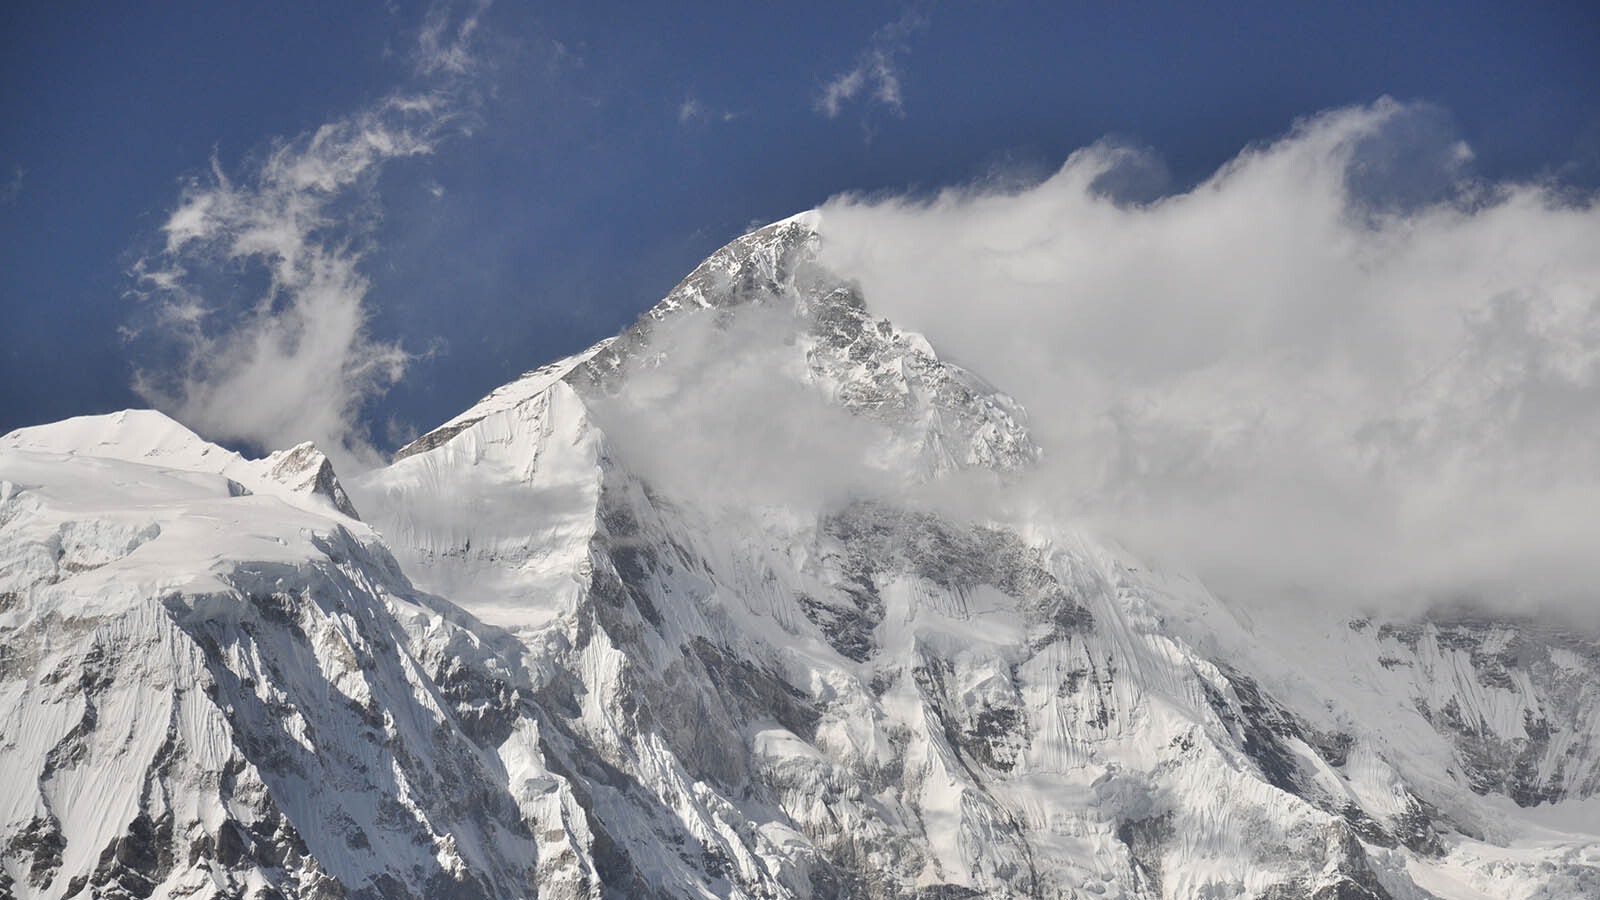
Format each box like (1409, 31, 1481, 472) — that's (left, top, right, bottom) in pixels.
(7, 815, 66, 891)
(798, 589, 881, 663)
(1378, 614, 1600, 807)
(1255, 826, 1393, 900)
(1204, 667, 1314, 795)
(1116, 812, 1173, 895)
(822, 502, 1094, 644)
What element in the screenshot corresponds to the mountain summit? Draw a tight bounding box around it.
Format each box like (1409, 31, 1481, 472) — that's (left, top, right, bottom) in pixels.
(3, 217, 1597, 899)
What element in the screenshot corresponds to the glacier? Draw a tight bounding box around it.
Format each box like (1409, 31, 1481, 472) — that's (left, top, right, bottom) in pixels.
(2, 214, 1598, 899)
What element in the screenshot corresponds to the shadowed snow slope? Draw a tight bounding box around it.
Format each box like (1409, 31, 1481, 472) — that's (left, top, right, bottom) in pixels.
(0, 427, 556, 899)
(3, 217, 1598, 899)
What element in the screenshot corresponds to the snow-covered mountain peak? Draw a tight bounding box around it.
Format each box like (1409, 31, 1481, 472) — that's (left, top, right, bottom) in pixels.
(7, 213, 1600, 899)
(360, 214, 1042, 636)
(2, 410, 361, 520)
(646, 213, 823, 317)
(339, 215, 1600, 898)
(621, 215, 1037, 480)
(397, 214, 1038, 484)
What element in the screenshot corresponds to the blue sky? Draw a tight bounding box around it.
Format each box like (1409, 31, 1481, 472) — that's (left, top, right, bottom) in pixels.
(3, 0, 1598, 454)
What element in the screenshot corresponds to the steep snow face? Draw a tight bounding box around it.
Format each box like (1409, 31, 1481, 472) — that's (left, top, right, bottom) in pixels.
(0, 428, 557, 899)
(1187, 598, 1600, 816)
(487, 475, 1594, 899)
(357, 376, 606, 633)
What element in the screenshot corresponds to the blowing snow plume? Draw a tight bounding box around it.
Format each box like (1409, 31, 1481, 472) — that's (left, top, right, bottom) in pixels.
(818, 99, 1600, 617)
(127, 4, 488, 471)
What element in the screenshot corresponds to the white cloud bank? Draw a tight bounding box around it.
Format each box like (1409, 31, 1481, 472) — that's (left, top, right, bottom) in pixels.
(817, 99, 1600, 616)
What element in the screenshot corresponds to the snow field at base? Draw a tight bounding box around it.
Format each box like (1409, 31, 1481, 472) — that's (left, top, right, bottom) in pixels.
(1402, 837, 1600, 900)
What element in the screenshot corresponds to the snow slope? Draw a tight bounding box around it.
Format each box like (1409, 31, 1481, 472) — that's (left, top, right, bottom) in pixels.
(0, 416, 553, 899)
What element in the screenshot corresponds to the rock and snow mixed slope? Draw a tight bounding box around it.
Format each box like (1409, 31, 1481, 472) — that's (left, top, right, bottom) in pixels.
(3, 215, 1599, 899)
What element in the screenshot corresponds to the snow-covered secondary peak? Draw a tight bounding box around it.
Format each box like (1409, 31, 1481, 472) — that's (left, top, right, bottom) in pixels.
(262, 442, 360, 519)
(2, 408, 234, 467)
(2, 410, 360, 520)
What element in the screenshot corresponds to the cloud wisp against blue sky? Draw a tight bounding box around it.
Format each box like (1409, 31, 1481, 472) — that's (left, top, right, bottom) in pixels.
(415, 0, 491, 78)
(127, 97, 442, 469)
(815, 7, 930, 120)
(123, 3, 491, 470)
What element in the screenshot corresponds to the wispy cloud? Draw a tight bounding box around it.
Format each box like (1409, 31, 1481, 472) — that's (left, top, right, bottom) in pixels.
(817, 99, 1600, 617)
(127, 5, 490, 471)
(0, 166, 22, 205)
(815, 8, 929, 120)
(677, 94, 737, 126)
(416, 0, 492, 76)
(678, 95, 707, 125)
